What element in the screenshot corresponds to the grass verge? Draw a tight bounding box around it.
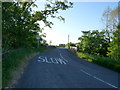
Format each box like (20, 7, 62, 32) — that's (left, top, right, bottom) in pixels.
(76, 52, 120, 73)
(2, 47, 48, 88)
(0, 60, 2, 89)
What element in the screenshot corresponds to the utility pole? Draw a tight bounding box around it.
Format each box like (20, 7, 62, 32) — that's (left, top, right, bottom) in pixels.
(68, 35, 69, 49)
(36, 36, 40, 48)
(50, 40, 52, 46)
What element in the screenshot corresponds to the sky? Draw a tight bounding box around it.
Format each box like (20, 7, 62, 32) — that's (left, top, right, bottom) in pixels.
(33, 1, 118, 45)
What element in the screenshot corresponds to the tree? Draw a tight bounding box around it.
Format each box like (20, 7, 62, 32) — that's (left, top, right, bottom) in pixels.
(102, 7, 119, 43)
(78, 30, 109, 56)
(102, 7, 112, 43)
(110, 7, 119, 31)
(2, 0, 73, 52)
(106, 6, 120, 61)
(68, 42, 76, 47)
(107, 25, 120, 61)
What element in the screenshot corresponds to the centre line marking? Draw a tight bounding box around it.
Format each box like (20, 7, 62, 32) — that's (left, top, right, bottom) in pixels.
(80, 69, 118, 88)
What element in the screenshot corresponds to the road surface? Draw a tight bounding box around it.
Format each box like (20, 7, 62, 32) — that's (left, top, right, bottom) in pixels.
(15, 47, 120, 88)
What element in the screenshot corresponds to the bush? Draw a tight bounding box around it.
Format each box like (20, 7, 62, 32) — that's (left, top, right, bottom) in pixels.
(76, 52, 120, 73)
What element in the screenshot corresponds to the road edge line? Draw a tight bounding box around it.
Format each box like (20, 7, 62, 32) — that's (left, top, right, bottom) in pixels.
(80, 69, 118, 88)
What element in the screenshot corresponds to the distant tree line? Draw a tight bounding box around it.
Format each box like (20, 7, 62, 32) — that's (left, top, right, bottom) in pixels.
(77, 7, 120, 61)
(2, 0, 73, 52)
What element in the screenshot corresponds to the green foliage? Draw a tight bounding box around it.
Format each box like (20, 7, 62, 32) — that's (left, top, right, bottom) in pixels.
(2, 1, 73, 52)
(2, 47, 48, 87)
(78, 30, 109, 56)
(68, 42, 76, 47)
(76, 52, 120, 73)
(2, 2, 40, 51)
(102, 6, 120, 62)
(0, 61, 1, 89)
(107, 25, 120, 61)
(2, 1, 73, 87)
(65, 45, 68, 48)
(77, 6, 120, 70)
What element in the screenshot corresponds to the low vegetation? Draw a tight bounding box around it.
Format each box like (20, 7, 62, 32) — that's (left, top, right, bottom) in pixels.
(76, 52, 120, 73)
(0, 61, 2, 89)
(76, 7, 120, 72)
(2, 47, 48, 87)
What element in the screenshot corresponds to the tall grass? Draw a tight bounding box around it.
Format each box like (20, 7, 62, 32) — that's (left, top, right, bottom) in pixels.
(0, 60, 2, 89)
(2, 47, 48, 87)
(76, 52, 120, 73)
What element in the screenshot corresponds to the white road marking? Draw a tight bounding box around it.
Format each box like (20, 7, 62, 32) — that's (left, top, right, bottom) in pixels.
(38, 56, 45, 62)
(57, 58, 66, 64)
(50, 58, 59, 64)
(80, 69, 118, 88)
(45, 57, 51, 63)
(38, 56, 67, 65)
(60, 53, 68, 62)
(58, 48, 68, 62)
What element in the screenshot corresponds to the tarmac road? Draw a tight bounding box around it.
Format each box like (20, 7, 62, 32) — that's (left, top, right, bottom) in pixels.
(15, 47, 120, 88)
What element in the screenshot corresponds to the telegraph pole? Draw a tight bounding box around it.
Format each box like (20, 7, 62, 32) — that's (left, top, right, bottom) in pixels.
(68, 35, 69, 49)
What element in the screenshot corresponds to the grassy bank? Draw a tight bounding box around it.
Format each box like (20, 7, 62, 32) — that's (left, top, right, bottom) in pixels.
(76, 52, 120, 73)
(2, 47, 48, 87)
(0, 60, 2, 89)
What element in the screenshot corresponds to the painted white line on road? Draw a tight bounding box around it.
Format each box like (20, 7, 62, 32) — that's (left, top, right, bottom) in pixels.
(58, 48, 68, 63)
(50, 58, 59, 64)
(45, 57, 51, 63)
(80, 69, 118, 88)
(38, 56, 67, 65)
(38, 56, 46, 62)
(58, 58, 67, 64)
(60, 53, 68, 62)
(93, 76, 118, 88)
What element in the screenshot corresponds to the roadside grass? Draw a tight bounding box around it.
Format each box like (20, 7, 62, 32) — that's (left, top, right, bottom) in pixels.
(76, 52, 120, 73)
(0, 60, 2, 89)
(65, 46, 68, 49)
(2, 47, 48, 87)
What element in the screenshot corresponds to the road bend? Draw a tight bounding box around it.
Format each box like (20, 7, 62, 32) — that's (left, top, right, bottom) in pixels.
(15, 47, 119, 88)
